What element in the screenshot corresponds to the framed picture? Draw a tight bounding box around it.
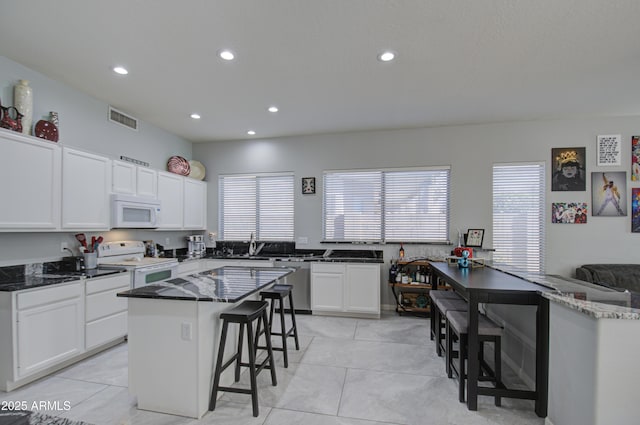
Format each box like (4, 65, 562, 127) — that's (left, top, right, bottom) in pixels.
(551, 147, 586, 191)
(552, 202, 588, 224)
(632, 188, 640, 232)
(596, 134, 621, 166)
(591, 172, 627, 216)
(632, 136, 640, 181)
(465, 229, 484, 247)
(302, 177, 316, 194)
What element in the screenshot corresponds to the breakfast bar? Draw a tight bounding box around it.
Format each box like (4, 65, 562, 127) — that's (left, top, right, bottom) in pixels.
(117, 266, 295, 419)
(429, 262, 552, 417)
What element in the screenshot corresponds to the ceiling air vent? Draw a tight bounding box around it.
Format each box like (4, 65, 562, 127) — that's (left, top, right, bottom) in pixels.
(109, 106, 138, 131)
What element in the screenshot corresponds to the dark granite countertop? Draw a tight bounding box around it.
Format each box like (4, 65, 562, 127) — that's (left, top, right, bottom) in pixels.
(0, 268, 128, 292)
(175, 253, 383, 264)
(117, 266, 295, 302)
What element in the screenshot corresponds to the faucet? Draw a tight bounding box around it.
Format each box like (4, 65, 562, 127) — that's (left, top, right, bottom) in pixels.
(248, 233, 257, 256)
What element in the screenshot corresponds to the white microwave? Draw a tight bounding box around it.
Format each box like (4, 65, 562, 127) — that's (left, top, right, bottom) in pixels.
(111, 194, 161, 228)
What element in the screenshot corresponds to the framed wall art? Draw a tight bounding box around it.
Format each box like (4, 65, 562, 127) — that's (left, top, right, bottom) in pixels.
(552, 202, 588, 224)
(302, 177, 316, 194)
(465, 229, 484, 247)
(596, 134, 621, 166)
(632, 136, 640, 181)
(633, 188, 640, 232)
(591, 172, 627, 216)
(551, 147, 586, 191)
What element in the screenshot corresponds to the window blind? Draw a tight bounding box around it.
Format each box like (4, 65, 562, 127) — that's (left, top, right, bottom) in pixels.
(492, 163, 545, 273)
(323, 167, 450, 242)
(219, 174, 294, 241)
(323, 171, 382, 241)
(384, 169, 450, 242)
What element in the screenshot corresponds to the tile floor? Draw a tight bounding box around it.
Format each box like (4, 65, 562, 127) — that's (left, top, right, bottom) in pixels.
(0, 313, 545, 425)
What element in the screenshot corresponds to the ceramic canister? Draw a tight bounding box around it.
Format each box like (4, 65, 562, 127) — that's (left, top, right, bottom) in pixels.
(14, 80, 33, 135)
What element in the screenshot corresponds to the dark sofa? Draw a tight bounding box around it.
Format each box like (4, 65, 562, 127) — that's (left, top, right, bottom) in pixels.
(575, 264, 640, 293)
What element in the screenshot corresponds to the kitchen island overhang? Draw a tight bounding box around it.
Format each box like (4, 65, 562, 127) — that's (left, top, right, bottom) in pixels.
(117, 266, 295, 419)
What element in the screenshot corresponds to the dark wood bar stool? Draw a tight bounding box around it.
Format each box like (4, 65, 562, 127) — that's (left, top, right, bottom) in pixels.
(429, 290, 464, 341)
(209, 300, 277, 417)
(432, 295, 468, 357)
(257, 284, 300, 368)
(446, 310, 503, 406)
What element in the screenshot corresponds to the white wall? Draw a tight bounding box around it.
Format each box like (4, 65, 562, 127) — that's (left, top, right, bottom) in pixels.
(0, 56, 195, 264)
(194, 116, 640, 387)
(194, 116, 640, 277)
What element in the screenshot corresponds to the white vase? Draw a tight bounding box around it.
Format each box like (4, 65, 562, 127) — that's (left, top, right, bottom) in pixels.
(14, 80, 33, 135)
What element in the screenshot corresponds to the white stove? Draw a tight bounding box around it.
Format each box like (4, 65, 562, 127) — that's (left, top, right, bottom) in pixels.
(98, 241, 179, 288)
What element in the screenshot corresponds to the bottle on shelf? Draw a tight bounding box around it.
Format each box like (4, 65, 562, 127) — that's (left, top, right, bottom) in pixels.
(389, 259, 398, 283)
(399, 243, 405, 259)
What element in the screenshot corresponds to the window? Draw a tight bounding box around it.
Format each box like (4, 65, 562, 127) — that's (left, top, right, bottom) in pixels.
(323, 167, 450, 243)
(219, 173, 294, 241)
(492, 163, 545, 273)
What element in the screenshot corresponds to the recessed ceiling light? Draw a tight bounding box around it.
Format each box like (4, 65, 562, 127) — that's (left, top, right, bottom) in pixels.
(190, 113, 201, 119)
(377, 51, 395, 62)
(113, 66, 129, 75)
(218, 49, 235, 61)
(267, 106, 279, 113)
(247, 130, 256, 135)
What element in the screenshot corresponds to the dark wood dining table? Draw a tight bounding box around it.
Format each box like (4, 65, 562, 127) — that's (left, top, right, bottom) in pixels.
(429, 261, 551, 417)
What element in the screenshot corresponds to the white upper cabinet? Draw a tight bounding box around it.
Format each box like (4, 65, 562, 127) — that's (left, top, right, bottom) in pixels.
(112, 160, 157, 198)
(183, 178, 207, 229)
(0, 131, 61, 230)
(136, 167, 157, 198)
(112, 160, 136, 195)
(62, 147, 111, 230)
(157, 171, 184, 229)
(157, 172, 207, 230)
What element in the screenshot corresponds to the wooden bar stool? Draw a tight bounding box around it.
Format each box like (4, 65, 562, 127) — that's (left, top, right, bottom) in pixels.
(429, 290, 464, 341)
(446, 310, 503, 406)
(432, 296, 468, 358)
(209, 300, 277, 417)
(257, 284, 300, 368)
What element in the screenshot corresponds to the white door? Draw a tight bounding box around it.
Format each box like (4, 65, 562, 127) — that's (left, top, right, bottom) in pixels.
(183, 178, 206, 229)
(0, 132, 61, 230)
(112, 160, 136, 194)
(311, 272, 344, 312)
(16, 285, 84, 378)
(62, 147, 111, 229)
(157, 171, 184, 229)
(136, 167, 157, 198)
(345, 264, 381, 314)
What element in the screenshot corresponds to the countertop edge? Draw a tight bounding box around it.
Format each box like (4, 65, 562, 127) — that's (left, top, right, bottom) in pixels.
(0, 268, 129, 292)
(542, 292, 640, 320)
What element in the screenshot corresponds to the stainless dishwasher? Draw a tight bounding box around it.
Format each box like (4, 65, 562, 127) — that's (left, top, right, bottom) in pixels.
(275, 259, 311, 313)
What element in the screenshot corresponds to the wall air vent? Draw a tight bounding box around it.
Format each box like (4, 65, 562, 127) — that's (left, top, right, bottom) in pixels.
(108, 106, 138, 131)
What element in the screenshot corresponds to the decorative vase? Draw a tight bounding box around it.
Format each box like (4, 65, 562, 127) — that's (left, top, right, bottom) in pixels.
(14, 80, 33, 135)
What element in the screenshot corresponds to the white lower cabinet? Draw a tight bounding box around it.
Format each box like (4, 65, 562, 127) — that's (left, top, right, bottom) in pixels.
(15, 282, 84, 379)
(85, 273, 129, 350)
(311, 262, 381, 318)
(310, 263, 345, 312)
(0, 274, 131, 391)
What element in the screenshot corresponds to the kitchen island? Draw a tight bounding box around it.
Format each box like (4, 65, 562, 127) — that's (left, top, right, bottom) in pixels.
(117, 266, 295, 419)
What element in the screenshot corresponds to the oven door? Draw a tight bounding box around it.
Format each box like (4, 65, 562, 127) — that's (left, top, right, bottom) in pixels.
(133, 263, 178, 288)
